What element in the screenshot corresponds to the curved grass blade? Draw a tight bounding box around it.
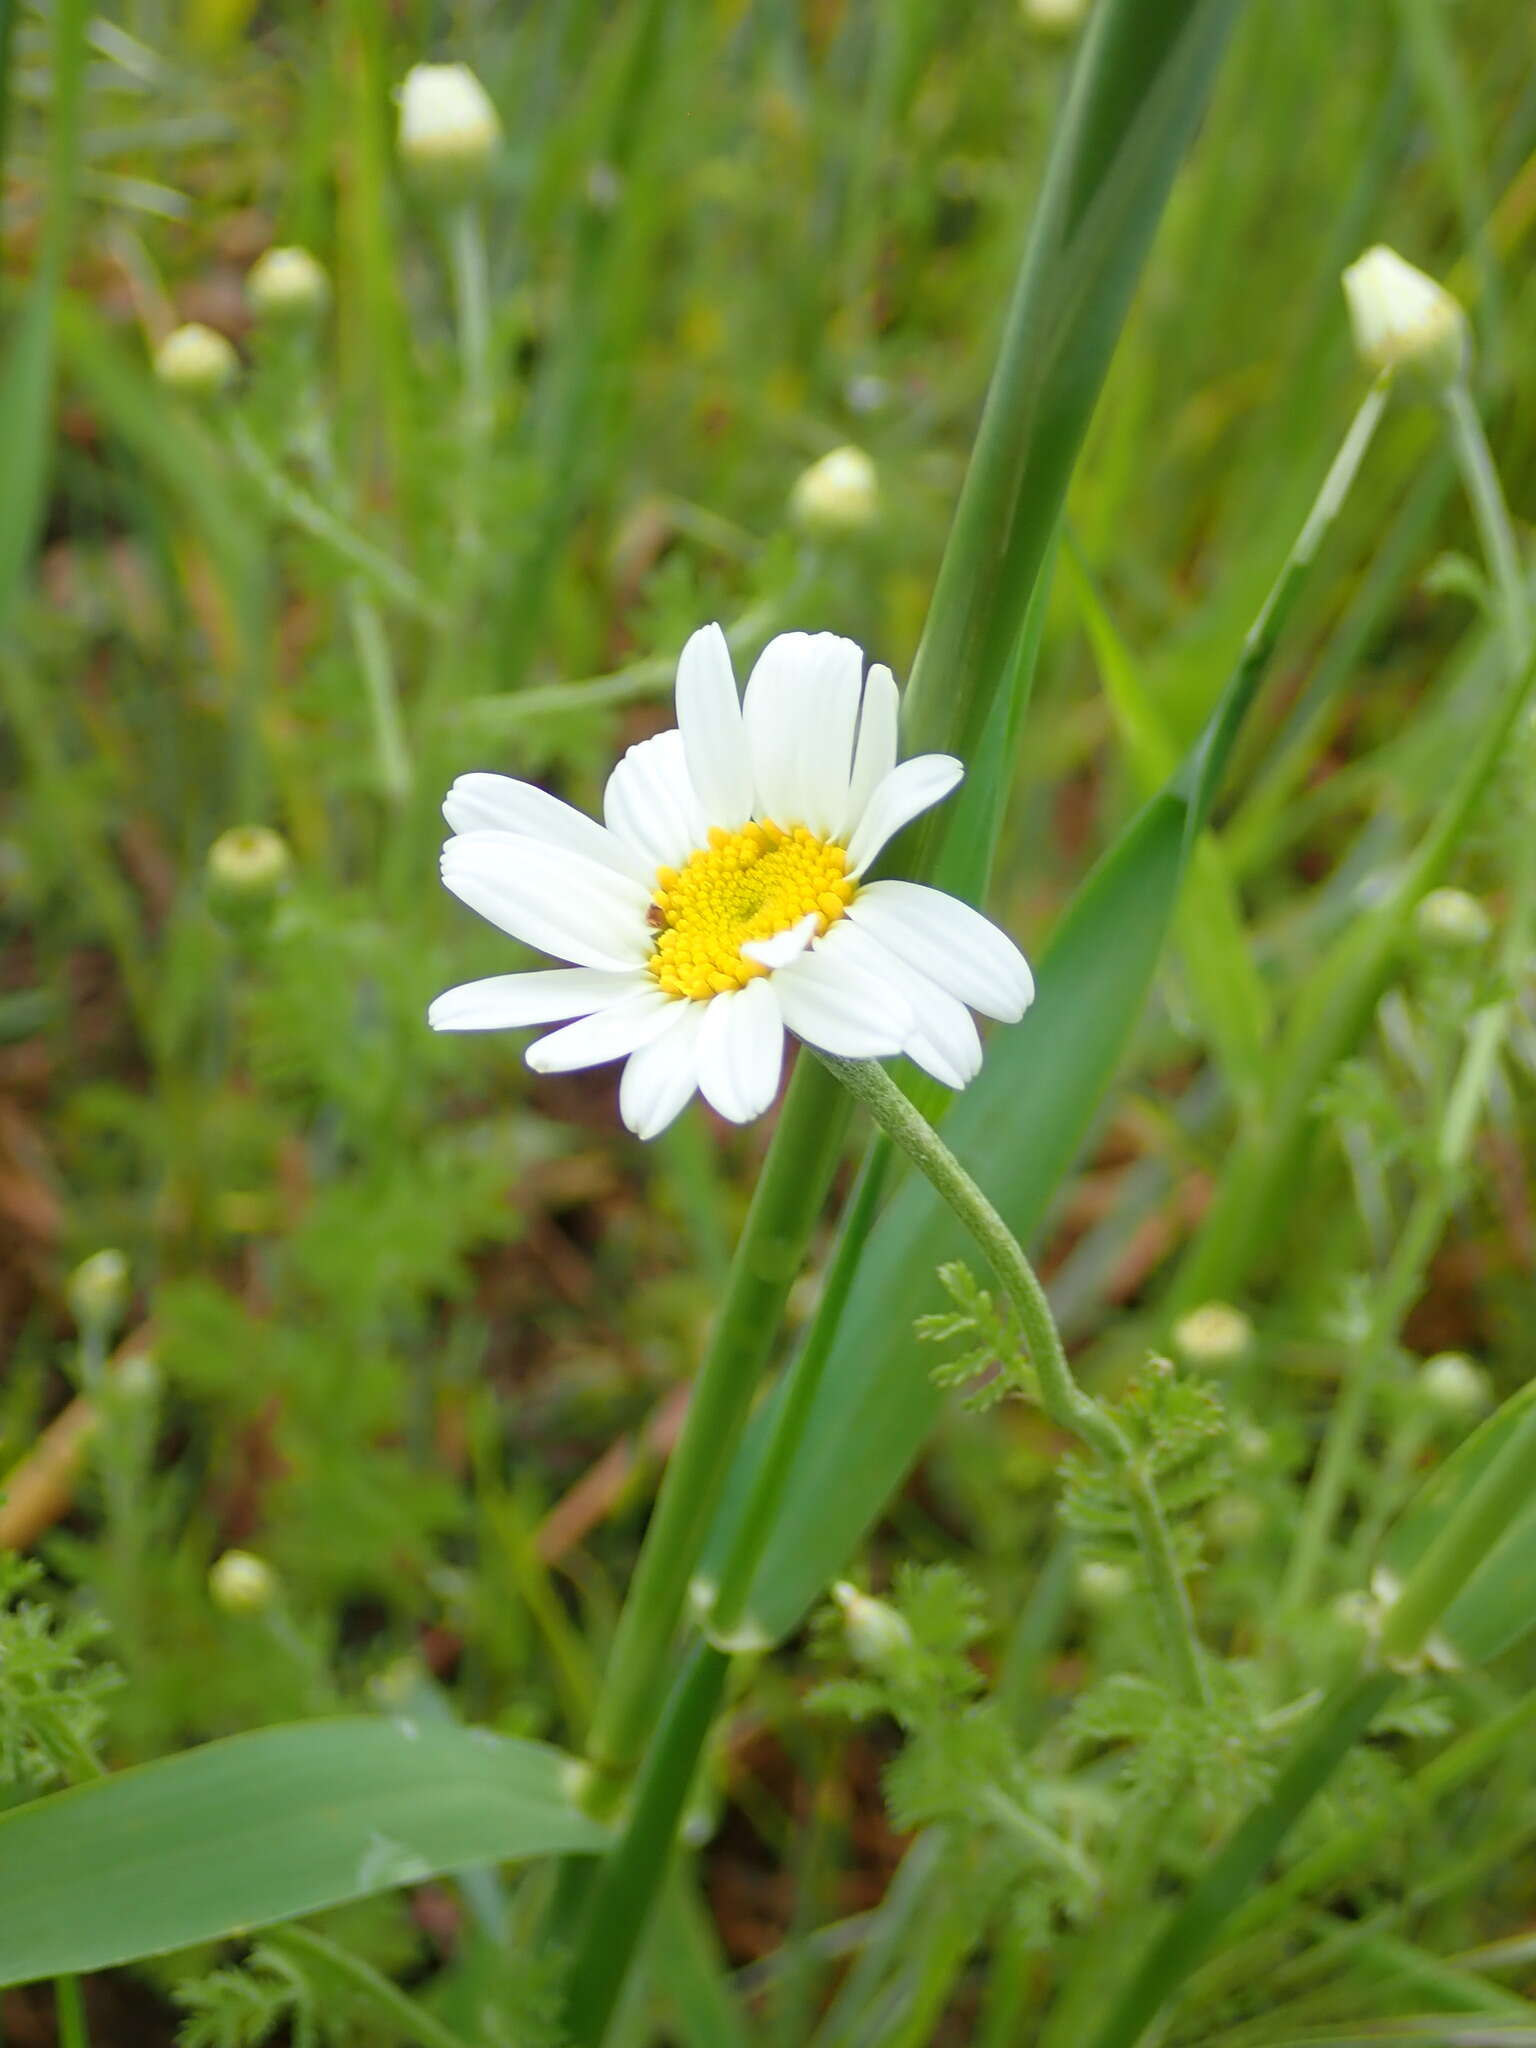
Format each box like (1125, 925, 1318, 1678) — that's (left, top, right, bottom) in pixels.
(0, 1718, 605, 1987)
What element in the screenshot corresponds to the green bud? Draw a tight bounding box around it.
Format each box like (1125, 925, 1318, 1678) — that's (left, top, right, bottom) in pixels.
(1414, 887, 1493, 949)
(67, 1249, 130, 1334)
(831, 1581, 912, 1669)
(397, 62, 502, 196)
(209, 1549, 278, 1615)
(1171, 1300, 1253, 1371)
(154, 322, 238, 399)
(247, 245, 330, 324)
(1076, 1559, 1134, 1612)
(790, 446, 879, 537)
(206, 825, 293, 920)
(1417, 1351, 1493, 1421)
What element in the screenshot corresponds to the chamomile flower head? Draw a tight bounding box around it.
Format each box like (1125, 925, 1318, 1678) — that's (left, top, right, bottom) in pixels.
(430, 627, 1034, 1138)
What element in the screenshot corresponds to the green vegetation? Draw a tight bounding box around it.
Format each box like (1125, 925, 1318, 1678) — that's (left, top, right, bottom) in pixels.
(3, 1, 1535, 2042)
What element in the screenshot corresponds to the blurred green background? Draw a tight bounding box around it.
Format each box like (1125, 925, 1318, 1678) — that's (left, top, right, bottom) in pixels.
(3, 0, 1535, 2039)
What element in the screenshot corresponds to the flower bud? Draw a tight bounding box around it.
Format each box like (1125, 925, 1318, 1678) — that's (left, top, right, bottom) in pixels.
(67, 1249, 130, 1334)
(1171, 1301, 1253, 1371)
(247, 245, 330, 325)
(831, 1581, 912, 1670)
(1417, 1351, 1492, 1421)
(209, 1549, 278, 1615)
(1076, 1559, 1133, 1612)
(1023, 0, 1090, 33)
(154, 323, 238, 399)
(790, 446, 879, 538)
(1341, 245, 1469, 388)
(1414, 887, 1492, 949)
(207, 825, 293, 905)
(397, 63, 502, 194)
(114, 1351, 162, 1405)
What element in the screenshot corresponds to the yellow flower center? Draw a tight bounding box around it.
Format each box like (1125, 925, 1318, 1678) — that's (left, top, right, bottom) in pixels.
(648, 821, 856, 1001)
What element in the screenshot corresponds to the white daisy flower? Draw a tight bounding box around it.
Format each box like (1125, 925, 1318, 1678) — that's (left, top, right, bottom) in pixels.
(429, 626, 1034, 1139)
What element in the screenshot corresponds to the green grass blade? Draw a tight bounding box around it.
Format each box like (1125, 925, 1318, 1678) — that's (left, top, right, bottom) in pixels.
(0, 0, 87, 634)
(899, 0, 1238, 787)
(0, 1719, 605, 1986)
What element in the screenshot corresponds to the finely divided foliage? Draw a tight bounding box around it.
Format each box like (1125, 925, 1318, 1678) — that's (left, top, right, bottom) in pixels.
(430, 625, 1034, 1134)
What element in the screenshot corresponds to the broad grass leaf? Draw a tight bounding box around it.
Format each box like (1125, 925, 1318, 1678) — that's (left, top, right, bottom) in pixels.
(0, 1718, 605, 1986)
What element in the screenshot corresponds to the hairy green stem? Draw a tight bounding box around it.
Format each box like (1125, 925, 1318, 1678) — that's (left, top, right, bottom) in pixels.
(817, 1053, 1209, 1709)
(345, 586, 411, 803)
(585, 1059, 852, 1786)
(447, 200, 492, 559)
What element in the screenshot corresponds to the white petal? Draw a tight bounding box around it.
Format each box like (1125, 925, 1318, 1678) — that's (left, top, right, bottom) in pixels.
(442, 831, 652, 971)
(428, 967, 645, 1032)
(843, 663, 898, 838)
(770, 925, 912, 1059)
(675, 623, 753, 829)
(604, 729, 709, 872)
(619, 1002, 707, 1139)
(845, 754, 963, 876)
(829, 921, 982, 1086)
(442, 774, 649, 882)
(697, 978, 785, 1123)
(743, 632, 863, 835)
(525, 988, 678, 1074)
(847, 880, 1034, 1021)
(741, 911, 819, 969)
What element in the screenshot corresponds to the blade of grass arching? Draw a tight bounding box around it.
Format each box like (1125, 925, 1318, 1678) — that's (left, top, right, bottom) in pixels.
(896, 0, 1239, 808)
(0, 0, 87, 635)
(1064, 543, 1271, 1105)
(0, 1719, 606, 1986)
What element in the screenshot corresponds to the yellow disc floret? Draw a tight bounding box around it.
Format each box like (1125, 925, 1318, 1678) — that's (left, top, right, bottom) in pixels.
(648, 821, 856, 1000)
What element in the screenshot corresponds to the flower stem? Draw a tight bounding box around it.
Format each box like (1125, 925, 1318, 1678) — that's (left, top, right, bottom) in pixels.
(447, 201, 492, 560)
(816, 1053, 1209, 1709)
(584, 1059, 852, 1788)
(1443, 377, 1531, 673)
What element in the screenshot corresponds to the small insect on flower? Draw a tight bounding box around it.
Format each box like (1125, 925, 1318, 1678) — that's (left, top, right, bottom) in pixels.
(430, 627, 1034, 1138)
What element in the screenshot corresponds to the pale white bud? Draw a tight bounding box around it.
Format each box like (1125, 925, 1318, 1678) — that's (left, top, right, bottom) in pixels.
(1417, 1351, 1492, 1420)
(1414, 887, 1492, 949)
(209, 1549, 277, 1615)
(1076, 1559, 1133, 1612)
(1171, 1301, 1253, 1371)
(67, 1249, 130, 1332)
(115, 1351, 162, 1404)
(1023, 0, 1090, 33)
(397, 63, 501, 193)
(154, 323, 238, 398)
(207, 824, 293, 904)
(831, 1581, 912, 1669)
(1341, 245, 1469, 387)
(790, 446, 879, 537)
(247, 246, 330, 324)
